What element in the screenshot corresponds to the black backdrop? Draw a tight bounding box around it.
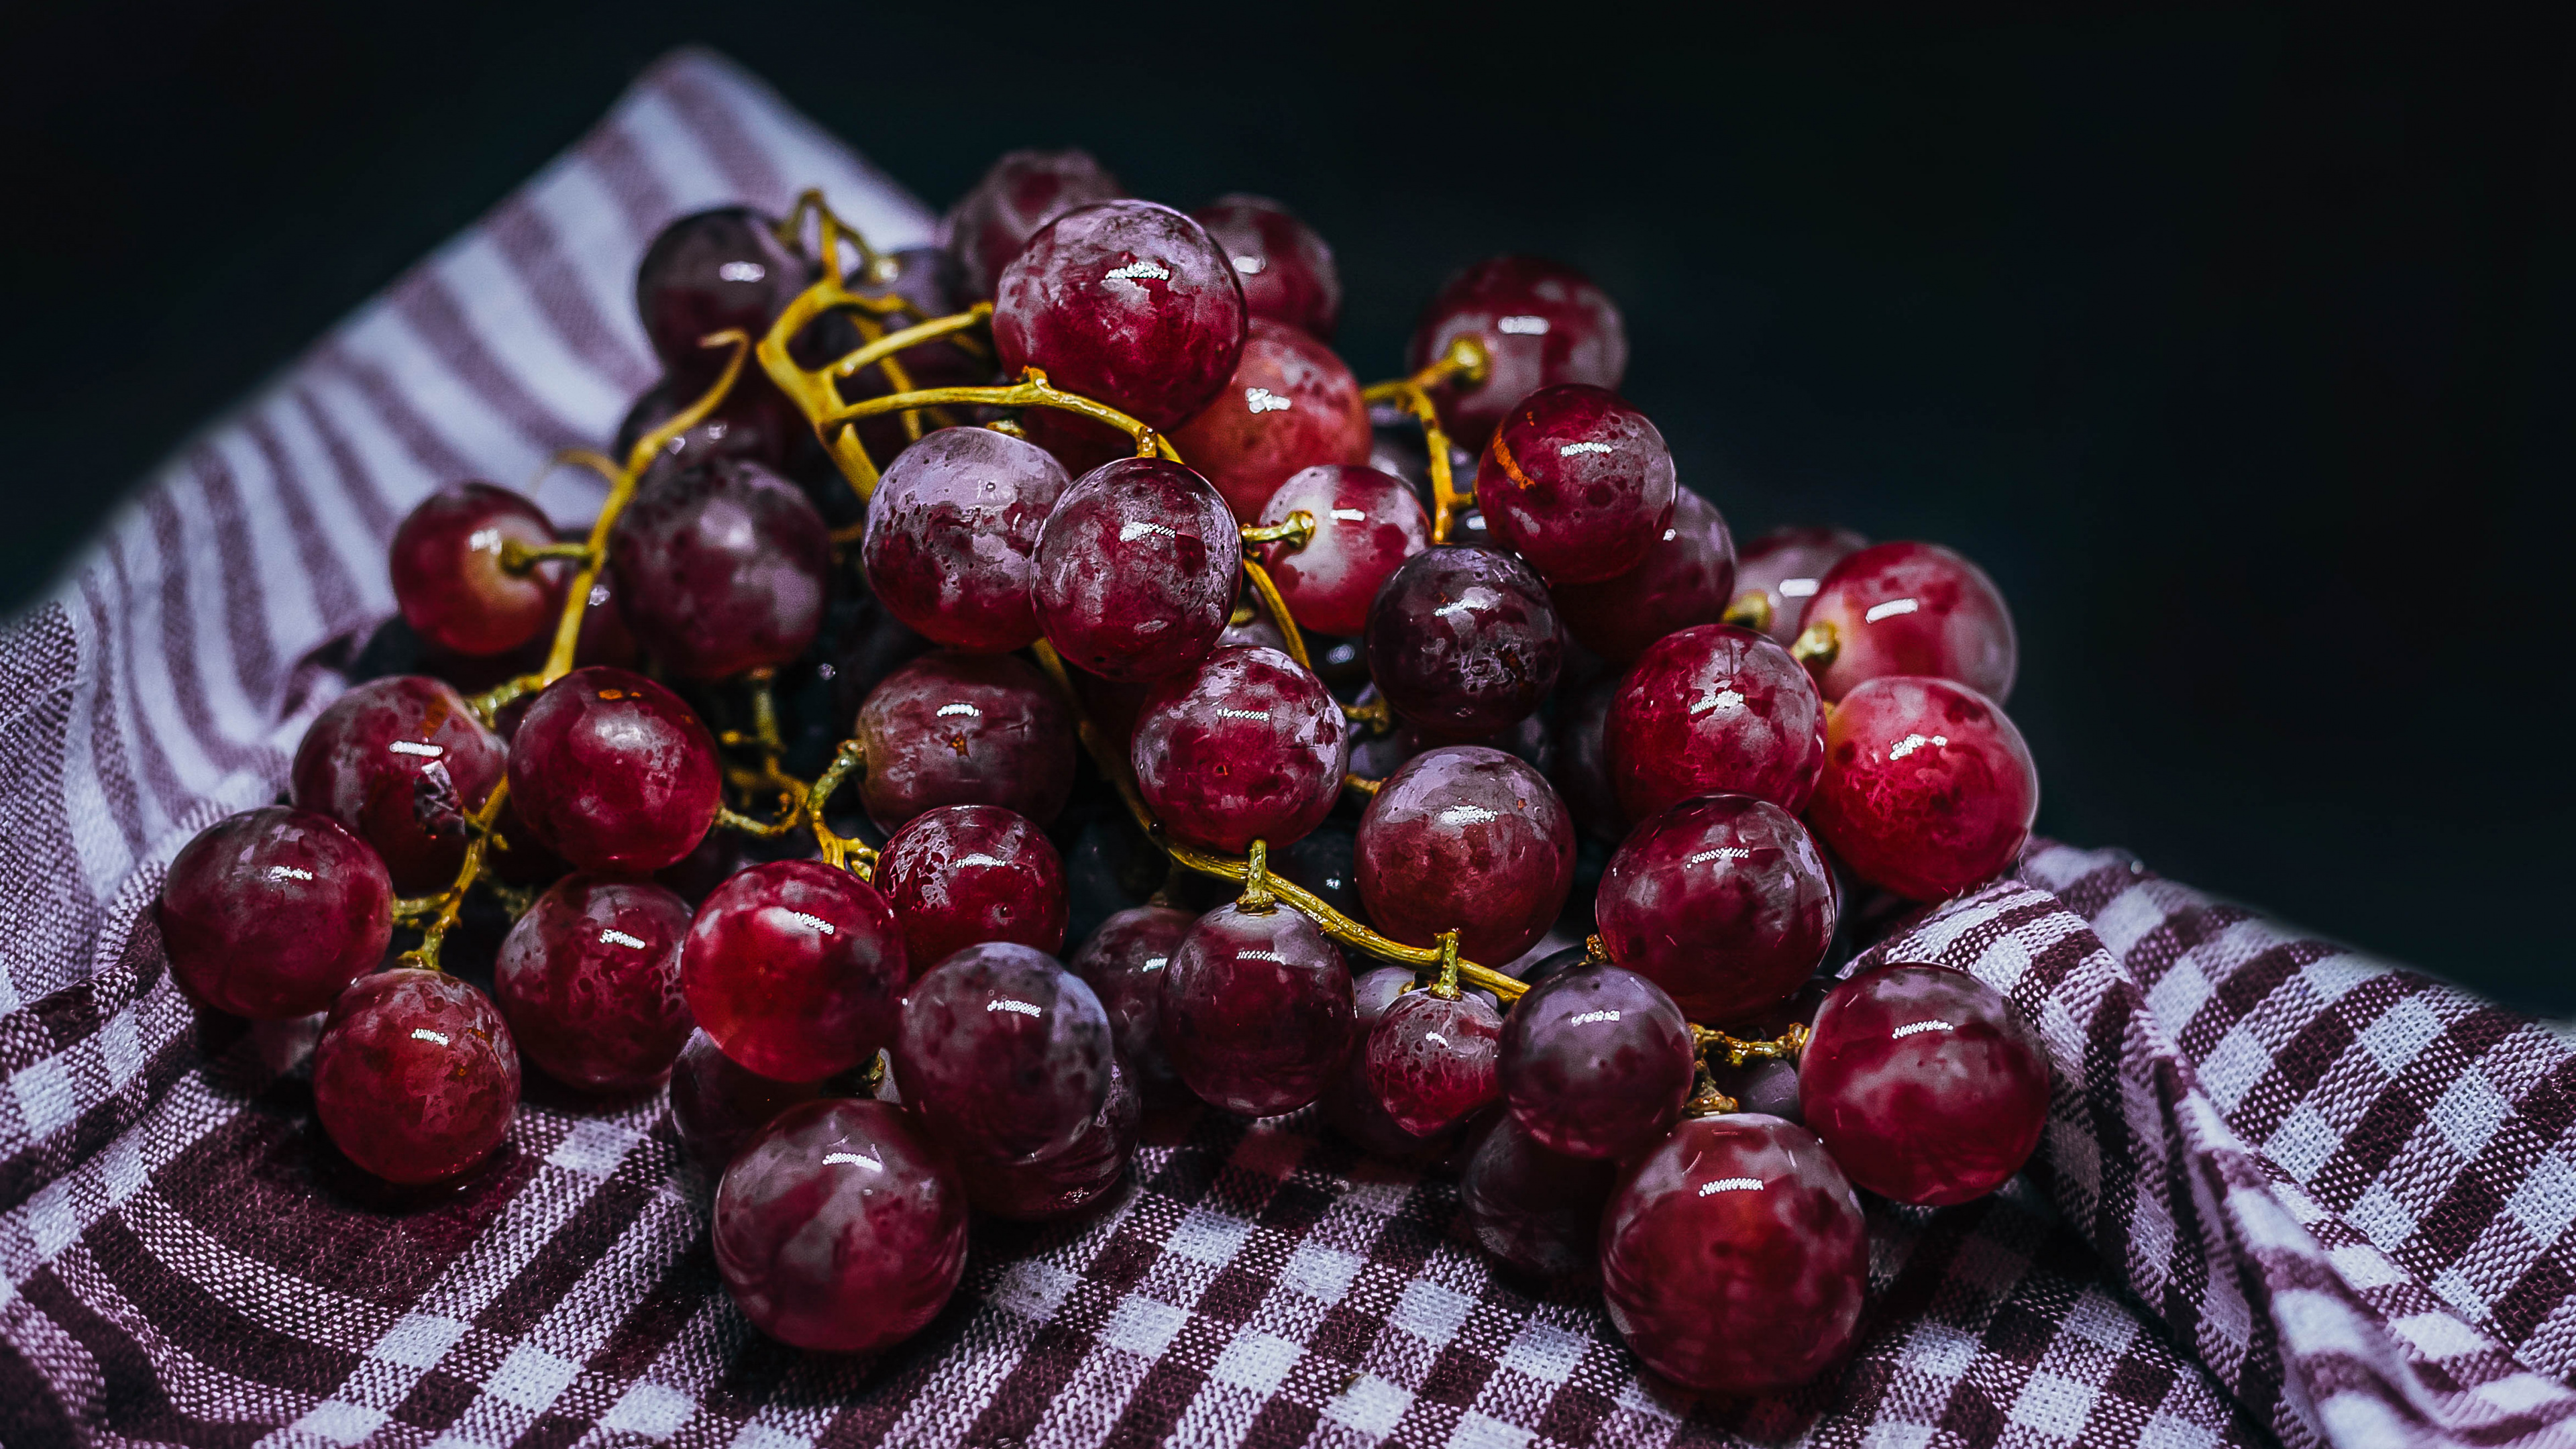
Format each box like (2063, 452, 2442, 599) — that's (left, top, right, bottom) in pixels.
(5, 5, 2571, 1007)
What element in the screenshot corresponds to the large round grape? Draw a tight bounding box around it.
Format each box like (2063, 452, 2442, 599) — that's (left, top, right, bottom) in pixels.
(994, 200, 1246, 431)
(1132, 645, 1348, 853)
(1355, 745, 1572, 966)
(1191, 195, 1341, 339)
(1067, 904, 1193, 1085)
(1161, 903, 1354, 1117)
(1801, 541, 2018, 703)
(608, 456, 830, 681)
(1473, 384, 1676, 584)
(853, 651, 1077, 831)
(1167, 319, 1372, 521)
(1032, 458, 1241, 683)
(291, 675, 505, 894)
(1732, 525, 1868, 647)
(1255, 464, 1429, 639)
(955, 1052, 1140, 1222)
(390, 483, 562, 657)
(1365, 989, 1503, 1138)
(158, 807, 392, 1020)
(1595, 795, 1837, 1024)
(635, 206, 812, 382)
(681, 859, 907, 1083)
(1605, 623, 1825, 823)
(875, 804, 1069, 974)
(492, 873, 694, 1093)
(313, 968, 520, 1185)
(714, 1099, 967, 1353)
(1801, 963, 2051, 1205)
(861, 426, 1071, 653)
(506, 667, 720, 873)
(893, 942, 1112, 1163)
(1549, 489, 1738, 664)
(667, 1028, 820, 1173)
(1599, 1114, 1868, 1395)
(1405, 256, 1627, 449)
(1363, 546, 1562, 738)
(1497, 963, 1693, 1161)
(945, 148, 1125, 301)
(1807, 675, 2039, 901)
(1460, 1111, 1619, 1280)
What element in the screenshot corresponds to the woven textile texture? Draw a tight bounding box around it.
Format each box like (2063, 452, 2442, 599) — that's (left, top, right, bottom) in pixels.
(6, 47, 2576, 1449)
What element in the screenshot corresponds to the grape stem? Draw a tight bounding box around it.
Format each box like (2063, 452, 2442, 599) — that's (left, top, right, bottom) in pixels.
(805, 739, 877, 879)
(1722, 589, 1773, 633)
(1361, 336, 1488, 544)
(1694, 1021, 1811, 1069)
(1790, 621, 1838, 669)
(497, 539, 594, 574)
(1238, 511, 1316, 549)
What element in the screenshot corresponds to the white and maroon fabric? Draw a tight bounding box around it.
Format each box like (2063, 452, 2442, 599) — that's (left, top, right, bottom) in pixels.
(3, 47, 2573, 1448)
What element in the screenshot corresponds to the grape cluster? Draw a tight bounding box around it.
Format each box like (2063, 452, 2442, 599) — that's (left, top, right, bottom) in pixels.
(157, 148, 2053, 1397)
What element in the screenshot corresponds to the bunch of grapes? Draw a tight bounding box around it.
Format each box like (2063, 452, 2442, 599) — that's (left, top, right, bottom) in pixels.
(156, 148, 2051, 1394)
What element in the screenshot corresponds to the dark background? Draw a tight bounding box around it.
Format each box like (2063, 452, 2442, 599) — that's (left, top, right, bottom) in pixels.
(4, 5, 2570, 1007)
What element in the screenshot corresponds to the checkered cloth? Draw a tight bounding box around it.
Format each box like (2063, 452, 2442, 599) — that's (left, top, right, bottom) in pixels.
(6, 47, 2575, 1449)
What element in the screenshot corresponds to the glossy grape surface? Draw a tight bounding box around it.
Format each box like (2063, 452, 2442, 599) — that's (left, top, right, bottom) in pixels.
(1167, 319, 1372, 521)
(608, 457, 829, 680)
(1801, 963, 2050, 1205)
(1596, 795, 1837, 1024)
(1191, 195, 1340, 339)
(1317, 966, 1449, 1161)
(956, 1053, 1140, 1221)
(945, 148, 1125, 301)
(1549, 489, 1738, 664)
(492, 873, 694, 1092)
(1802, 541, 2018, 702)
(313, 968, 520, 1185)
(1365, 988, 1503, 1138)
(1067, 904, 1192, 1085)
(1132, 645, 1348, 853)
(1473, 385, 1676, 584)
(1460, 1111, 1619, 1281)
(876, 804, 1068, 975)
(1605, 624, 1825, 823)
(1363, 546, 1562, 738)
(616, 373, 803, 475)
(993, 201, 1246, 431)
(635, 207, 812, 382)
(1405, 256, 1627, 448)
(1807, 675, 2039, 901)
(667, 1028, 821, 1172)
(853, 651, 1077, 830)
(1256, 464, 1428, 639)
(1599, 1114, 1868, 1395)
(894, 942, 1112, 1162)
(714, 1099, 967, 1353)
(681, 859, 907, 1082)
(291, 675, 506, 894)
(1356, 746, 1572, 965)
(506, 667, 720, 873)
(1161, 903, 1354, 1116)
(159, 807, 392, 1020)
(390, 484, 562, 657)
(1498, 963, 1693, 1161)
(1032, 458, 1240, 682)
(861, 426, 1070, 653)
(1732, 525, 1868, 647)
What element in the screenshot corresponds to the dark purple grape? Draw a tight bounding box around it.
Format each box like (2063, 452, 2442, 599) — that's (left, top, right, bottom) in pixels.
(681, 859, 907, 1082)
(159, 807, 391, 1020)
(667, 1027, 822, 1172)
(1068, 904, 1192, 1085)
(608, 456, 829, 680)
(1460, 1110, 1619, 1280)
(853, 651, 1077, 831)
(1406, 256, 1627, 449)
(1549, 677, 1623, 845)
(390, 484, 564, 657)
(506, 667, 721, 873)
(312, 968, 520, 1184)
(1161, 903, 1353, 1116)
(1363, 545, 1562, 738)
(1498, 963, 1693, 1161)
(714, 1099, 967, 1352)
(614, 374, 804, 475)
(876, 804, 1069, 976)
(1132, 645, 1348, 853)
(894, 942, 1112, 1162)
(291, 675, 506, 894)
(955, 1052, 1140, 1220)
(1549, 489, 1739, 665)
(635, 207, 812, 382)
(1365, 988, 1503, 1137)
(1355, 745, 1573, 966)
(993, 201, 1246, 431)
(1167, 319, 1372, 522)
(861, 426, 1071, 653)
(1596, 795, 1837, 1024)
(1032, 458, 1240, 683)
(1473, 384, 1676, 584)
(1606, 624, 1825, 823)
(945, 148, 1126, 302)
(1800, 963, 2051, 1205)
(492, 873, 694, 1092)
(1732, 525, 1868, 647)
(1190, 195, 1341, 340)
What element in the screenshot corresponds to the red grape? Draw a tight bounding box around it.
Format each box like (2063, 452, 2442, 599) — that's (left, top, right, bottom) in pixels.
(875, 804, 1069, 976)
(1132, 645, 1348, 853)
(1161, 903, 1354, 1116)
(681, 859, 907, 1082)
(607, 456, 829, 680)
(955, 1051, 1140, 1220)
(853, 651, 1077, 831)
(506, 667, 720, 873)
(1548, 489, 1737, 664)
(1068, 904, 1192, 1085)
(1364, 987, 1503, 1137)
(714, 1098, 967, 1352)
(1032, 458, 1240, 682)
(291, 675, 506, 894)
(893, 941, 1112, 1161)
(1807, 675, 2039, 900)
(1190, 195, 1341, 339)
(1549, 677, 1623, 844)
(1599, 1114, 1868, 1395)
(1460, 1110, 1619, 1280)
(1355, 745, 1572, 965)
(1605, 623, 1825, 823)
(1732, 525, 1868, 647)
(861, 426, 1071, 653)
(1405, 256, 1627, 448)
(1363, 545, 1563, 738)
(1473, 385, 1676, 584)
(1801, 963, 2049, 1205)
(1320, 966, 1449, 1161)
(1801, 541, 2018, 703)
(492, 873, 694, 1093)
(1167, 319, 1372, 521)
(1254, 464, 1428, 639)
(945, 148, 1125, 302)
(312, 967, 520, 1185)
(993, 201, 1246, 431)
(1498, 963, 1693, 1161)
(615, 374, 804, 476)
(667, 1027, 820, 1172)
(635, 207, 812, 382)
(158, 807, 392, 1020)
(1596, 795, 1837, 1024)
(389, 484, 563, 657)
